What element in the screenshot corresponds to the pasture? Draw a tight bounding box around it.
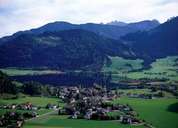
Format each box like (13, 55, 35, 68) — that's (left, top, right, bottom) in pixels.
(112, 98, 178, 128)
(0, 68, 62, 76)
(103, 56, 178, 82)
(24, 115, 145, 128)
(0, 96, 62, 107)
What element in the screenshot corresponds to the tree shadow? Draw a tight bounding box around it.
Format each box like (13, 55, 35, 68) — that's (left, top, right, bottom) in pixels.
(167, 102, 178, 113)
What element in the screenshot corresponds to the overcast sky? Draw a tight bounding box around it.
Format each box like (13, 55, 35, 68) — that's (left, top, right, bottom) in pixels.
(0, 0, 178, 37)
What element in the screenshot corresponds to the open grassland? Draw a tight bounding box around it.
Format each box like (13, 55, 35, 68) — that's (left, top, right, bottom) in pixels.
(23, 97, 178, 128)
(24, 115, 145, 128)
(117, 89, 176, 98)
(127, 56, 178, 81)
(1, 56, 177, 82)
(0, 68, 62, 76)
(0, 96, 64, 116)
(0, 96, 63, 107)
(103, 56, 178, 82)
(112, 98, 178, 128)
(103, 56, 143, 73)
(0, 108, 52, 116)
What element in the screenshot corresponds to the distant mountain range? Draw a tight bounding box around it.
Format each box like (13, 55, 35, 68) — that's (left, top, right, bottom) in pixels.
(106, 20, 159, 31)
(106, 21, 128, 26)
(0, 17, 177, 71)
(1, 19, 160, 40)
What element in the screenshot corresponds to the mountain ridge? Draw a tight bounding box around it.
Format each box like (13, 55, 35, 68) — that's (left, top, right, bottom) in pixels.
(0, 19, 160, 41)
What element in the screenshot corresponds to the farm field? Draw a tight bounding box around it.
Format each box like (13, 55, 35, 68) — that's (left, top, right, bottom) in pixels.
(0, 108, 52, 116)
(103, 56, 178, 82)
(0, 68, 62, 76)
(22, 97, 178, 128)
(117, 89, 176, 98)
(112, 98, 178, 128)
(1, 56, 178, 82)
(24, 115, 145, 128)
(0, 96, 64, 116)
(102, 56, 144, 73)
(0, 96, 63, 107)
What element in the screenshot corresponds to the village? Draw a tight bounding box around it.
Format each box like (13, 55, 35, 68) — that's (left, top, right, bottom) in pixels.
(0, 101, 59, 127)
(0, 83, 177, 128)
(58, 85, 143, 125)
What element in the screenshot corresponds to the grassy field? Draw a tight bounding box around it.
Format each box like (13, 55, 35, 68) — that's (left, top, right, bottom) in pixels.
(1, 96, 177, 128)
(117, 89, 176, 98)
(0, 108, 52, 116)
(103, 56, 178, 82)
(24, 97, 178, 128)
(0, 68, 62, 76)
(1, 56, 177, 82)
(127, 56, 178, 81)
(0, 96, 62, 107)
(103, 56, 143, 73)
(24, 115, 145, 128)
(112, 98, 178, 128)
(0, 96, 64, 116)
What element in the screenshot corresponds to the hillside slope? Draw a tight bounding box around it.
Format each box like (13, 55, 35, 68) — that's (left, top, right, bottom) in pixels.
(0, 29, 135, 70)
(122, 17, 178, 60)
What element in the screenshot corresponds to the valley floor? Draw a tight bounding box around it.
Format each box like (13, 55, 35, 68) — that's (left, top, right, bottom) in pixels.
(22, 97, 178, 128)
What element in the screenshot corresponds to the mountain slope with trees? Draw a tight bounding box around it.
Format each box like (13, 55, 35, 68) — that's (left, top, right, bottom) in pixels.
(0, 29, 135, 71)
(122, 17, 178, 60)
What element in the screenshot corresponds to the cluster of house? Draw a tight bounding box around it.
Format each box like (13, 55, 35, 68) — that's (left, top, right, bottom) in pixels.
(0, 102, 59, 111)
(127, 91, 168, 99)
(46, 103, 58, 110)
(0, 102, 39, 111)
(58, 85, 142, 125)
(58, 85, 118, 102)
(0, 111, 37, 128)
(0, 112, 23, 128)
(127, 93, 154, 99)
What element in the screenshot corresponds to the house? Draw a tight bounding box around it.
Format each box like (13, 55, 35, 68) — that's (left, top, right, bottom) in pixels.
(16, 121, 24, 128)
(71, 111, 80, 119)
(84, 109, 93, 119)
(46, 104, 58, 110)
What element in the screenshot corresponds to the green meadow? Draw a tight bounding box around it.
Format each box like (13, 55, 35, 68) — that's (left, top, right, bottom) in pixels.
(0, 108, 52, 116)
(0, 68, 62, 76)
(102, 56, 143, 73)
(0, 56, 178, 82)
(23, 97, 178, 128)
(112, 98, 178, 128)
(0, 96, 64, 117)
(24, 115, 145, 128)
(0, 96, 63, 107)
(103, 56, 178, 82)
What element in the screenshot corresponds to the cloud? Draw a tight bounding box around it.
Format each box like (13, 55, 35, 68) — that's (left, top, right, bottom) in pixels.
(0, 0, 178, 37)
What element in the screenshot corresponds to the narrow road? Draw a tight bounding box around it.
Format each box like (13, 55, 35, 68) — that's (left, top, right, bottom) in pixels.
(25, 109, 59, 122)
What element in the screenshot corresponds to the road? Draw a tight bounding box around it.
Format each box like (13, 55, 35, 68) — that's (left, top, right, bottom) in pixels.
(25, 109, 59, 122)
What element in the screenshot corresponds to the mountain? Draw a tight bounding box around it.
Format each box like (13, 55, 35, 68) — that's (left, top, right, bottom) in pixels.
(107, 21, 128, 26)
(107, 20, 159, 31)
(126, 20, 160, 31)
(122, 17, 178, 60)
(0, 29, 135, 70)
(0, 17, 176, 71)
(0, 20, 159, 41)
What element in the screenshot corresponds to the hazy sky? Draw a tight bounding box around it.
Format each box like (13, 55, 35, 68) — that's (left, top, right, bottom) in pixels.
(0, 0, 178, 37)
